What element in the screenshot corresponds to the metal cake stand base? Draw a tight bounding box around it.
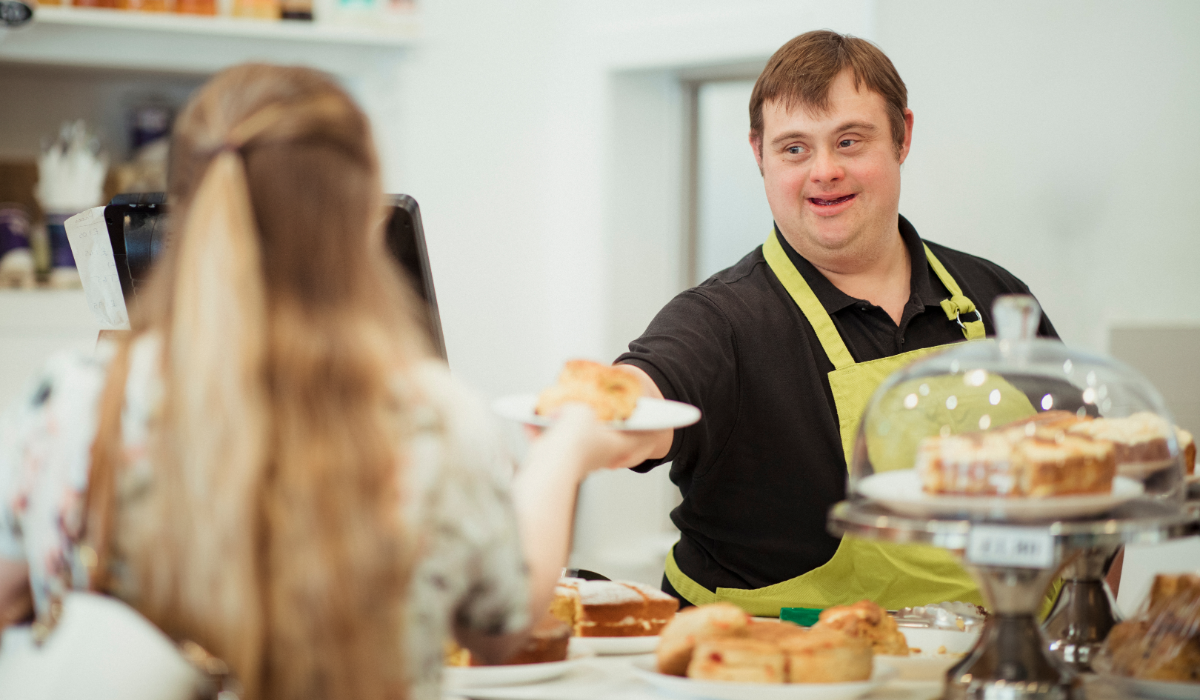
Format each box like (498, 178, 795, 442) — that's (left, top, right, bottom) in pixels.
(828, 499, 1197, 700)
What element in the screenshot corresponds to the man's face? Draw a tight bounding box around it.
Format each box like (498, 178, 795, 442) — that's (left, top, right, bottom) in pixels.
(751, 69, 913, 266)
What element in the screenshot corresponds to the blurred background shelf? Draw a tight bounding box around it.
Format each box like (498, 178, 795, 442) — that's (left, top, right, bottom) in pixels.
(0, 5, 416, 75)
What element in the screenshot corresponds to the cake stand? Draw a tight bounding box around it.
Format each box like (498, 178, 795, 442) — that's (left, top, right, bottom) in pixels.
(1039, 545, 1119, 673)
(828, 499, 1198, 700)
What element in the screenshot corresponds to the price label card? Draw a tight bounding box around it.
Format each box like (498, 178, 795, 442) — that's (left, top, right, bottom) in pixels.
(966, 525, 1054, 568)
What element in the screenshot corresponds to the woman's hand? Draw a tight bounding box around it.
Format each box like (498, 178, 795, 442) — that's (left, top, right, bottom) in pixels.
(0, 559, 31, 628)
(531, 403, 667, 476)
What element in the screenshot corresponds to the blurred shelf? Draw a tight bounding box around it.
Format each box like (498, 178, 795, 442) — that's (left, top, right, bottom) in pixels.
(0, 5, 417, 75)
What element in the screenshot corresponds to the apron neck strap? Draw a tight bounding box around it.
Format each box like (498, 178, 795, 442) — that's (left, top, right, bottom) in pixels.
(763, 231, 856, 370)
(763, 231, 987, 370)
(922, 243, 986, 341)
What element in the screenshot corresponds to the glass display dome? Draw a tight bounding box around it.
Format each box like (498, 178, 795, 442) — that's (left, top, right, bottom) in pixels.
(849, 295, 1188, 521)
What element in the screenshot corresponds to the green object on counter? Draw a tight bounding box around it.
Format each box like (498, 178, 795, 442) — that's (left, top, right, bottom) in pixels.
(779, 607, 821, 627)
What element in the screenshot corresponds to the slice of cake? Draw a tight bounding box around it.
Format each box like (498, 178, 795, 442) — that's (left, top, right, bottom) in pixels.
(815, 600, 909, 656)
(916, 432, 1016, 495)
(1067, 412, 1174, 468)
(504, 617, 571, 665)
(443, 616, 571, 667)
(1010, 433, 1117, 496)
(916, 426, 1116, 497)
(552, 578, 679, 638)
(1177, 427, 1195, 476)
(687, 638, 785, 683)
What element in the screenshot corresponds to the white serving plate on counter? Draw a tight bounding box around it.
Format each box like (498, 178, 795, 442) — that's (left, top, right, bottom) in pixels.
(492, 395, 701, 432)
(858, 470, 1144, 522)
(872, 627, 979, 683)
(898, 626, 980, 655)
(630, 656, 896, 700)
(1095, 673, 1200, 700)
(569, 635, 659, 656)
(443, 647, 592, 690)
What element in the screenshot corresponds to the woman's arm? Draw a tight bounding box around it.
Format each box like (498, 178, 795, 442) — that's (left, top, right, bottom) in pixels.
(456, 406, 649, 663)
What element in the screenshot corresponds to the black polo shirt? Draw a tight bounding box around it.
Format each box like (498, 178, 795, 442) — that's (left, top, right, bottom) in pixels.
(616, 215, 1058, 593)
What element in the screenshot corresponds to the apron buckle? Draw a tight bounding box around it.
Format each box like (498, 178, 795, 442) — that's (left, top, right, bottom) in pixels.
(955, 309, 982, 331)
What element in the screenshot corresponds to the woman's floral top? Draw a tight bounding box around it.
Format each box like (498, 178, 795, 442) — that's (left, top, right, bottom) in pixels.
(0, 338, 528, 700)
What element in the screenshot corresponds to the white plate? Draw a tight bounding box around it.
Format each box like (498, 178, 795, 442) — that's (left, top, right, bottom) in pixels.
(492, 395, 701, 432)
(569, 635, 659, 655)
(630, 656, 896, 700)
(443, 648, 591, 690)
(1096, 673, 1200, 700)
(899, 626, 980, 655)
(857, 470, 1145, 522)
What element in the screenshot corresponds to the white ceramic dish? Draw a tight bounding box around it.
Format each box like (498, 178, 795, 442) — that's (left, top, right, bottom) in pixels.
(630, 656, 896, 700)
(568, 635, 659, 655)
(876, 628, 978, 682)
(492, 395, 701, 432)
(1096, 673, 1200, 700)
(857, 470, 1145, 522)
(442, 648, 591, 690)
(898, 626, 980, 655)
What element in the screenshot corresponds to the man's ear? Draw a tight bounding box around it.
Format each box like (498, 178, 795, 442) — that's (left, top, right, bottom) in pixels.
(897, 108, 914, 165)
(749, 130, 764, 176)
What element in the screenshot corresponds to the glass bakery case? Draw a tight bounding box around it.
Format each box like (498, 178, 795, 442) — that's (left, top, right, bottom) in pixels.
(848, 295, 1189, 519)
(830, 295, 1198, 699)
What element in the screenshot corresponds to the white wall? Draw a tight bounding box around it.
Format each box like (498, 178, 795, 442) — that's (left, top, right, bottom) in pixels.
(874, 0, 1200, 354)
(696, 79, 772, 283)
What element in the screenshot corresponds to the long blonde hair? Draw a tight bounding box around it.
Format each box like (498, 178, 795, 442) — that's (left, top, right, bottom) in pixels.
(89, 64, 427, 700)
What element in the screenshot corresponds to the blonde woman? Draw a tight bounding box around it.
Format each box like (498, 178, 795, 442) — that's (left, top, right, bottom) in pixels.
(0, 65, 639, 700)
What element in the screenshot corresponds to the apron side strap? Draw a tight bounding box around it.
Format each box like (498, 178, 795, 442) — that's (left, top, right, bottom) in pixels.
(763, 232, 856, 370)
(664, 548, 722, 607)
(924, 244, 987, 341)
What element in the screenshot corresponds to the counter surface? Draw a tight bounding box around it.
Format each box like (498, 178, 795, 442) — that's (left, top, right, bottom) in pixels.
(443, 654, 1127, 700)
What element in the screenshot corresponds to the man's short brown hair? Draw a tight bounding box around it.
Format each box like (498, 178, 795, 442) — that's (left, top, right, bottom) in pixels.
(750, 30, 908, 152)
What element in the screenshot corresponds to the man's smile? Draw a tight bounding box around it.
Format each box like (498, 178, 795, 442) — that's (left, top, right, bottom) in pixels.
(805, 192, 858, 216)
(807, 193, 856, 207)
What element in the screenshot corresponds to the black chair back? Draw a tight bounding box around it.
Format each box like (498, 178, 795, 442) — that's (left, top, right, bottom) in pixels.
(103, 192, 446, 359)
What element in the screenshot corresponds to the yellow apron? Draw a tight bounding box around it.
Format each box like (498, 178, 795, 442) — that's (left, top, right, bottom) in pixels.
(665, 232, 1036, 616)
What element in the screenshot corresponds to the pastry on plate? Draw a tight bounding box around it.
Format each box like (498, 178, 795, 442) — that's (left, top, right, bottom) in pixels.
(535, 360, 642, 422)
(744, 618, 808, 643)
(687, 637, 786, 683)
(656, 602, 750, 676)
(1103, 572, 1200, 682)
(815, 599, 910, 656)
(777, 627, 873, 683)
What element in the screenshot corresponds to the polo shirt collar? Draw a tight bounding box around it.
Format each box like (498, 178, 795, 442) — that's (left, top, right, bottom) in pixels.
(773, 214, 944, 314)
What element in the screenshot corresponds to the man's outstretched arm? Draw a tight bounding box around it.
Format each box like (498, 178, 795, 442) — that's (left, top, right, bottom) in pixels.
(611, 364, 674, 468)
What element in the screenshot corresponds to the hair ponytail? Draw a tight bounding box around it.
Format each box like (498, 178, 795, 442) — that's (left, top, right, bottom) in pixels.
(144, 150, 270, 697)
